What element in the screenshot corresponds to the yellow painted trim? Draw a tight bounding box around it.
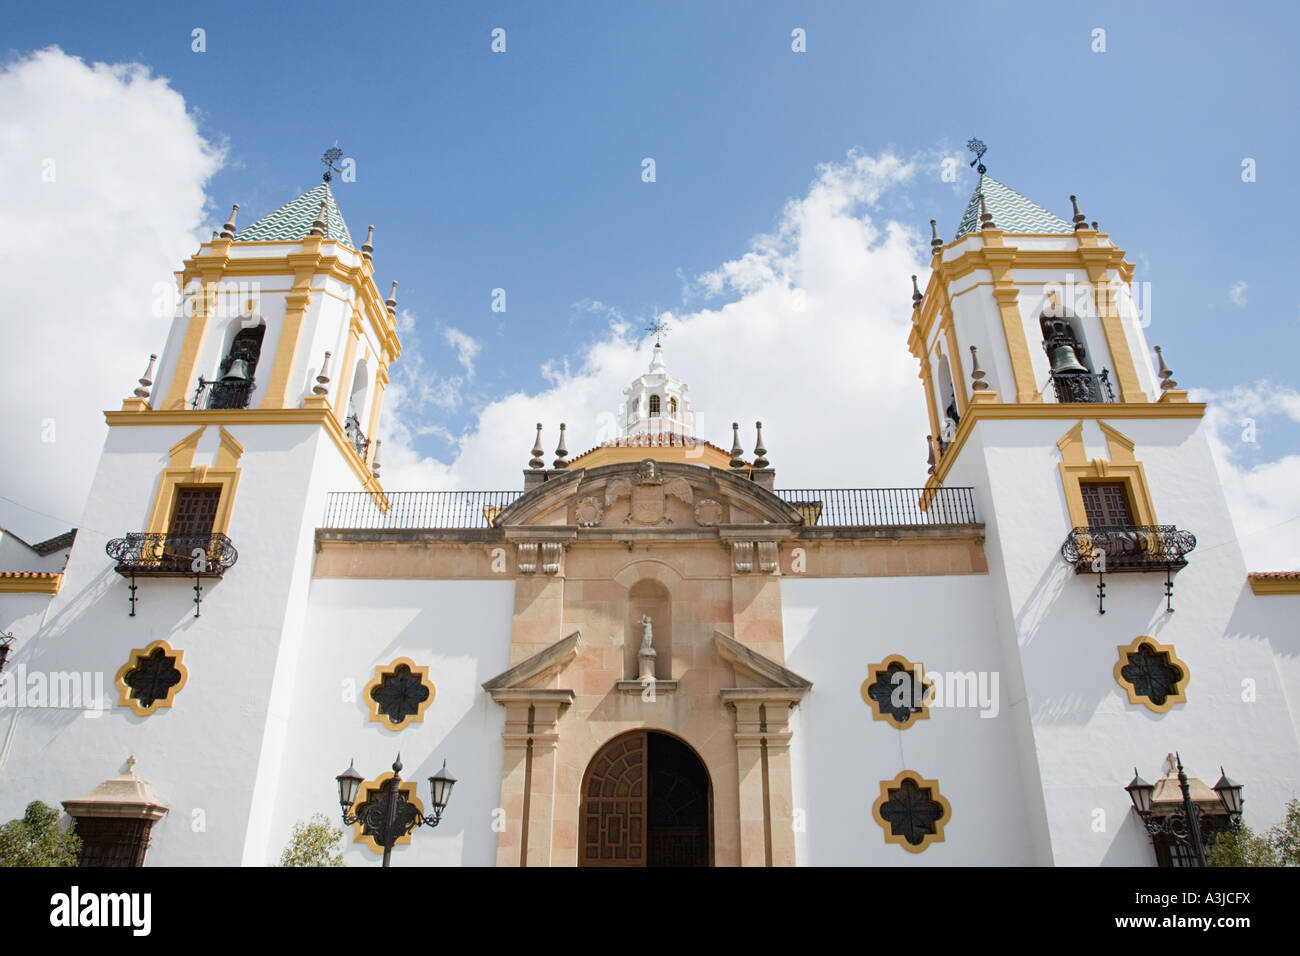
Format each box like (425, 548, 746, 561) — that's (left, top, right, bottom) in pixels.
(350, 773, 425, 854)
(872, 770, 951, 854)
(919, 350, 940, 441)
(143, 425, 242, 538)
(1056, 421, 1158, 528)
(163, 275, 221, 410)
(1082, 248, 1143, 401)
(1113, 635, 1188, 714)
(103, 408, 389, 509)
(940, 307, 968, 416)
(861, 654, 933, 730)
(114, 640, 189, 717)
(364, 369, 387, 467)
(363, 657, 437, 731)
(924, 400, 1205, 492)
(0, 574, 63, 595)
(258, 265, 315, 409)
(333, 314, 363, 426)
(1247, 574, 1300, 595)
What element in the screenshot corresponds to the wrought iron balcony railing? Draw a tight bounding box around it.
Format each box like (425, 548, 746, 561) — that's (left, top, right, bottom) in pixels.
(192, 378, 255, 410)
(345, 414, 370, 460)
(106, 533, 239, 576)
(1061, 525, 1196, 572)
(319, 487, 979, 530)
(1061, 524, 1197, 613)
(1050, 370, 1115, 404)
(105, 533, 238, 617)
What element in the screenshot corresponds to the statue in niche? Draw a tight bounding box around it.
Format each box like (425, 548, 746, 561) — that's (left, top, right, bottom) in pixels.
(637, 614, 657, 681)
(640, 614, 654, 650)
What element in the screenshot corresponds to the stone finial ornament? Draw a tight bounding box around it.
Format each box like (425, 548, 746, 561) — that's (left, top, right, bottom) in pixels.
(385, 281, 398, 315)
(133, 354, 158, 399)
(370, 440, 381, 479)
(969, 345, 989, 390)
(219, 204, 239, 239)
(361, 224, 375, 261)
(313, 351, 332, 396)
(978, 192, 994, 230)
(529, 423, 545, 469)
(310, 200, 328, 237)
(729, 422, 745, 469)
(753, 421, 769, 469)
(911, 274, 924, 309)
(1069, 195, 1087, 231)
(553, 423, 569, 469)
(1154, 346, 1178, 390)
(926, 435, 937, 474)
(1091, 221, 1098, 231)
(930, 219, 943, 255)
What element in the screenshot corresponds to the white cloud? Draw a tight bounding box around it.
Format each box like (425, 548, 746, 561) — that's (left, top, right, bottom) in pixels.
(378, 149, 931, 493)
(1230, 280, 1248, 307)
(0, 47, 223, 541)
(1199, 381, 1300, 570)
(443, 327, 481, 379)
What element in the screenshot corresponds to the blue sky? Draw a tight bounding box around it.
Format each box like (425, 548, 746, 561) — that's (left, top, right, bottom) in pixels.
(3, 1, 1299, 562)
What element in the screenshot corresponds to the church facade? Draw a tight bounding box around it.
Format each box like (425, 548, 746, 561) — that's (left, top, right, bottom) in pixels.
(1, 171, 1297, 867)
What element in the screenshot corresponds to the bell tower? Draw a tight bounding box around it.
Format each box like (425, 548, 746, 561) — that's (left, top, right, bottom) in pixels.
(908, 157, 1260, 866)
(12, 151, 406, 865)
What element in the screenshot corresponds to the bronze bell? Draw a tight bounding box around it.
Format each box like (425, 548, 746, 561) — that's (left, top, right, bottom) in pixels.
(221, 357, 252, 382)
(1048, 341, 1089, 375)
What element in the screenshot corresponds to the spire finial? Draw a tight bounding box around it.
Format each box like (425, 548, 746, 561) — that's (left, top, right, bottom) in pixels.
(310, 200, 328, 237)
(929, 219, 943, 255)
(911, 274, 924, 309)
(729, 422, 745, 469)
(1069, 194, 1087, 231)
(1153, 346, 1178, 390)
(553, 423, 569, 469)
(219, 203, 239, 239)
(646, 315, 669, 348)
(1091, 221, 1098, 231)
(529, 424, 545, 469)
(752, 421, 769, 469)
(321, 145, 343, 183)
(386, 281, 398, 315)
(313, 351, 332, 396)
(966, 137, 987, 176)
(133, 354, 158, 399)
(370, 439, 381, 479)
(978, 192, 995, 230)
(125, 755, 137, 773)
(361, 225, 375, 261)
(970, 345, 989, 390)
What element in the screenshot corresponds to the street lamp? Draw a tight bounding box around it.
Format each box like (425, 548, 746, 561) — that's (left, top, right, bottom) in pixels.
(335, 754, 457, 867)
(1125, 753, 1244, 867)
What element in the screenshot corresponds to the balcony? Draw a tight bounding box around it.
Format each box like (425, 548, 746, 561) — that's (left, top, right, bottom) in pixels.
(192, 378, 255, 410)
(106, 533, 238, 576)
(105, 533, 238, 617)
(1050, 370, 1115, 404)
(1061, 524, 1197, 613)
(344, 414, 370, 460)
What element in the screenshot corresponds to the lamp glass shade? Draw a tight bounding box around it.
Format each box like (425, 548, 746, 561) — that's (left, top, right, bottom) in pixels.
(1125, 770, 1154, 815)
(336, 760, 364, 808)
(429, 760, 457, 812)
(1213, 769, 1244, 815)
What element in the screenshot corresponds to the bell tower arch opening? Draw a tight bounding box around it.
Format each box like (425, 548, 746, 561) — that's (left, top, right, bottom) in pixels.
(579, 730, 712, 867)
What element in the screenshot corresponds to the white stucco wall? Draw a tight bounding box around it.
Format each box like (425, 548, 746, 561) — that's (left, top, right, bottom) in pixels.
(783, 575, 1036, 865)
(263, 578, 515, 867)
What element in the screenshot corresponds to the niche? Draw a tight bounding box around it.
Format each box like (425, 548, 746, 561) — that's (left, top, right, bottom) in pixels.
(625, 579, 672, 680)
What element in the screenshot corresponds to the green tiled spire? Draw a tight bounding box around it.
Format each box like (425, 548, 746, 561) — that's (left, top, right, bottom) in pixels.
(233, 181, 354, 246)
(954, 174, 1072, 239)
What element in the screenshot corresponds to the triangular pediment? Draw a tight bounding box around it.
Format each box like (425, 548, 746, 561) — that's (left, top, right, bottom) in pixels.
(494, 461, 804, 531)
(713, 630, 812, 693)
(482, 630, 582, 693)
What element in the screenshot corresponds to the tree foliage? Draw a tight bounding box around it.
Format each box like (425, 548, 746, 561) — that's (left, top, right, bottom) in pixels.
(1209, 798, 1300, 867)
(278, 812, 346, 867)
(0, 801, 81, 867)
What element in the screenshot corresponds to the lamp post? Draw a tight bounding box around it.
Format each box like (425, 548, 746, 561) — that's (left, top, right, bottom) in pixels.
(336, 754, 457, 867)
(1125, 753, 1244, 866)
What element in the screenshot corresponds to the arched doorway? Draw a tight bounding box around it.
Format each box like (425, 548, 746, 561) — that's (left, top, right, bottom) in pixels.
(579, 730, 712, 867)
